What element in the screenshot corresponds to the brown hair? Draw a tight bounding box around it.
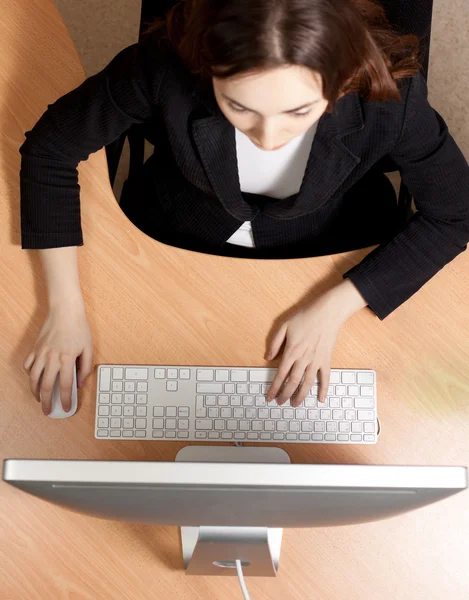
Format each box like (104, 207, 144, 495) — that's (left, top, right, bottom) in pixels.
(142, 0, 422, 112)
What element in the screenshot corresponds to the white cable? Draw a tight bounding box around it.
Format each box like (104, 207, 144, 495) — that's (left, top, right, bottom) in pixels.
(235, 560, 251, 600)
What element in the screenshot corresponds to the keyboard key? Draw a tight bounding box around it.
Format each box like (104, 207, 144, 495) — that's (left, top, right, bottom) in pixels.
(195, 407, 206, 418)
(113, 367, 123, 380)
(264, 421, 275, 431)
(111, 394, 122, 404)
(221, 408, 232, 418)
(123, 418, 133, 429)
(154, 368, 165, 379)
(111, 406, 122, 416)
(252, 421, 263, 431)
(341, 372, 355, 384)
(295, 409, 306, 420)
(350, 434, 362, 441)
(234, 433, 246, 439)
(218, 396, 229, 406)
(326, 421, 338, 432)
(110, 418, 121, 428)
(124, 394, 134, 404)
(166, 381, 178, 392)
(233, 408, 244, 418)
(276, 422, 288, 431)
(355, 398, 374, 409)
(97, 430, 109, 437)
(153, 418, 164, 429)
(214, 420, 225, 430)
(136, 407, 147, 417)
(178, 432, 190, 438)
(243, 396, 254, 406)
(135, 431, 146, 438)
(225, 383, 236, 394)
(304, 397, 316, 407)
(283, 409, 294, 419)
(351, 422, 362, 433)
(255, 396, 266, 407)
(342, 397, 353, 408)
(249, 369, 275, 382)
(166, 407, 177, 417)
(335, 385, 347, 396)
(286, 434, 297, 440)
(329, 371, 340, 384)
(231, 370, 248, 382)
(221, 432, 234, 439)
(329, 397, 340, 408)
(122, 431, 134, 437)
(364, 434, 375, 442)
(249, 384, 260, 394)
(208, 432, 220, 439)
(260, 433, 272, 440)
(245, 408, 256, 419)
(153, 407, 164, 417)
(165, 432, 176, 438)
(110, 430, 122, 437)
(324, 434, 336, 441)
(364, 422, 375, 433)
(247, 433, 259, 440)
(357, 372, 374, 384)
(229, 395, 241, 406)
(124, 406, 134, 416)
(332, 409, 344, 420)
(197, 383, 223, 394)
(137, 382, 148, 392)
(178, 407, 190, 417)
(308, 409, 319, 420)
(112, 381, 124, 392)
(99, 393, 110, 404)
(205, 396, 217, 406)
(178, 419, 189, 430)
(196, 419, 213, 430)
(312, 433, 324, 441)
(345, 410, 356, 421)
(216, 370, 229, 381)
(299, 433, 310, 441)
(357, 410, 375, 421)
(337, 434, 349, 441)
(237, 384, 248, 394)
(124, 381, 135, 392)
(239, 420, 250, 431)
(320, 409, 331, 420)
(360, 386, 374, 396)
(166, 419, 177, 429)
(152, 431, 164, 438)
(125, 368, 148, 380)
(289, 421, 301, 432)
(98, 417, 109, 428)
(339, 422, 351, 433)
(180, 369, 191, 380)
(98, 405, 110, 416)
(273, 433, 285, 440)
(348, 385, 360, 396)
(197, 369, 214, 381)
(258, 408, 269, 419)
(167, 369, 178, 379)
(99, 367, 111, 391)
(135, 419, 147, 429)
(301, 422, 313, 432)
(314, 422, 325, 432)
(136, 394, 147, 405)
(208, 407, 219, 418)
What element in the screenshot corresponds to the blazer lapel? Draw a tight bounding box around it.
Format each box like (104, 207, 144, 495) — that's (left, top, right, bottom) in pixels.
(191, 76, 364, 221)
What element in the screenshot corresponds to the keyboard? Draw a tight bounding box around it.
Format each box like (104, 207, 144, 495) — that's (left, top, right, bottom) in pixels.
(95, 365, 379, 444)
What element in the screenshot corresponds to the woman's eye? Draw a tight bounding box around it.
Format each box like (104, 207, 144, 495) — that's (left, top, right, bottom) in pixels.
(229, 104, 311, 118)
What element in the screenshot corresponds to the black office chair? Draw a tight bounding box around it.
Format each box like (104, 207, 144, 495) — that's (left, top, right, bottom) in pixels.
(105, 0, 435, 228)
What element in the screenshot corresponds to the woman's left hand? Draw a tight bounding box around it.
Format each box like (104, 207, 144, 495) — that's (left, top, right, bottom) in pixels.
(265, 281, 367, 407)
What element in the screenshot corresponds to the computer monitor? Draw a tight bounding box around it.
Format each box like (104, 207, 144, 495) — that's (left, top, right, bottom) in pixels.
(3, 446, 467, 578)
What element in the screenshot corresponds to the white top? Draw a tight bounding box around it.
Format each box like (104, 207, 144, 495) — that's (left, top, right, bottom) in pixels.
(226, 122, 319, 248)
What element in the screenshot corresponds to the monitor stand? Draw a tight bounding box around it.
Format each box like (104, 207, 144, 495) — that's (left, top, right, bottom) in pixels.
(175, 445, 291, 577)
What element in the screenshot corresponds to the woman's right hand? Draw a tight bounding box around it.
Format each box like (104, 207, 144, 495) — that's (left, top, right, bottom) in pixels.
(24, 305, 93, 416)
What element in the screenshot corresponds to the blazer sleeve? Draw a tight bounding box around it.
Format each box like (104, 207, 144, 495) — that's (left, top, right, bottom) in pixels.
(19, 35, 169, 249)
(342, 71, 469, 320)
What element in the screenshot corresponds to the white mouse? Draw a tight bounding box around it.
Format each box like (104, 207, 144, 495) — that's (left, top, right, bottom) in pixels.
(47, 365, 78, 418)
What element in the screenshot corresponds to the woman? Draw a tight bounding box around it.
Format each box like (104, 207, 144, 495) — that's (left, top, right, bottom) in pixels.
(20, 0, 469, 416)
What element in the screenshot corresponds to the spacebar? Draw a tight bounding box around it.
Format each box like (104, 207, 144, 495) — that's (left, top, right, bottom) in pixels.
(196, 383, 223, 393)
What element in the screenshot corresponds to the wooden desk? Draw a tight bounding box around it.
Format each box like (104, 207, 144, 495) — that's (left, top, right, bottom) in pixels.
(1, 1, 468, 598)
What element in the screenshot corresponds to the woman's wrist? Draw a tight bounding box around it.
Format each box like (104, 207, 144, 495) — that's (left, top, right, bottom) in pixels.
(323, 278, 368, 321)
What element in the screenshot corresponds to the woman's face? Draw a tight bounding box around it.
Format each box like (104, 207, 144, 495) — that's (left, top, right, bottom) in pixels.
(213, 65, 328, 151)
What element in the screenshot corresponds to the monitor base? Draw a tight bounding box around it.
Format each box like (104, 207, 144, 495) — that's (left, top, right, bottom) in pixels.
(176, 445, 290, 576)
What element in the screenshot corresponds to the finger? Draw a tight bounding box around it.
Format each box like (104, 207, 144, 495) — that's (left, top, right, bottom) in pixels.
(58, 360, 75, 412)
(292, 364, 318, 408)
(318, 364, 331, 404)
(267, 323, 287, 361)
(267, 356, 294, 402)
(24, 352, 35, 372)
(277, 360, 308, 405)
(39, 359, 61, 416)
(29, 358, 46, 402)
(77, 344, 93, 388)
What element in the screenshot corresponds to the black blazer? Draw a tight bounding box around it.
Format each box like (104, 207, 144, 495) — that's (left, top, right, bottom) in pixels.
(19, 34, 469, 320)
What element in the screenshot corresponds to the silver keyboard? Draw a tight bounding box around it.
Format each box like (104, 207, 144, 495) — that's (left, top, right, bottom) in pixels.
(94, 365, 379, 444)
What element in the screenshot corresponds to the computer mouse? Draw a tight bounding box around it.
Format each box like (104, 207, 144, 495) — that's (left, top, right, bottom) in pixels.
(47, 365, 78, 418)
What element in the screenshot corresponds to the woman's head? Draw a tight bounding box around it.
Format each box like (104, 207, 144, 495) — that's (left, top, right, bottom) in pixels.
(144, 0, 422, 149)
